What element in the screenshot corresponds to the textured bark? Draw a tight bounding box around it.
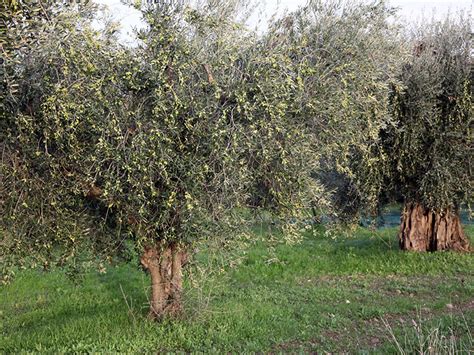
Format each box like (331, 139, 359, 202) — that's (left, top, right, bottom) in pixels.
(168, 243, 184, 315)
(140, 243, 187, 319)
(140, 248, 165, 317)
(399, 202, 470, 252)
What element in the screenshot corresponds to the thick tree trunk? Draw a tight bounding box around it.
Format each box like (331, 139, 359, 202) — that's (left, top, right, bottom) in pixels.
(399, 202, 470, 252)
(140, 242, 187, 320)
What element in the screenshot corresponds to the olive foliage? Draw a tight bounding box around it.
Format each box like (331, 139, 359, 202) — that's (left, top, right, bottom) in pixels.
(267, 0, 405, 220)
(385, 14, 473, 211)
(2, 0, 444, 282)
(0, 0, 331, 280)
(1, 2, 134, 275)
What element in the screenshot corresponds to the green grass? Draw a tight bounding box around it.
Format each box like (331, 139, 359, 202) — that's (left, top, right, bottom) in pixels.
(1, 226, 473, 353)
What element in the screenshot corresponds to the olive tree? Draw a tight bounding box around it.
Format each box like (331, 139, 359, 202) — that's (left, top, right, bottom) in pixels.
(266, 0, 404, 222)
(1, 1, 244, 318)
(1, 0, 329, 319)
(385, 15, 472, 251)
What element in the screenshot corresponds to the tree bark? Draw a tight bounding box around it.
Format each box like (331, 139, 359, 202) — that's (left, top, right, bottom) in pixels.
(399, 202, 470, 252)
(140, 242, 187, 320)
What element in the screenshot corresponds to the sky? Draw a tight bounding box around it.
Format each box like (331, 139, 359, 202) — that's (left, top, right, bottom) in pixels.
(93, 0, 473, 45)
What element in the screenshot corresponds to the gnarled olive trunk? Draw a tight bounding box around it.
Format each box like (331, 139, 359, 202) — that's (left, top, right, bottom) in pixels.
(399, 202, 470, 252)
(140, 242, 187, 319)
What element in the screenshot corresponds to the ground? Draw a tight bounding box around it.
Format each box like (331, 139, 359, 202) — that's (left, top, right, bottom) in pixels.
(1, 226, 473, 352)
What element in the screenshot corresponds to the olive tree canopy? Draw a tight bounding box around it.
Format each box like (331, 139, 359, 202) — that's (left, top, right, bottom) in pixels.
(385, 15, 472, 251)
(266, 0, 404, 222)
(0, 0, 330, 318)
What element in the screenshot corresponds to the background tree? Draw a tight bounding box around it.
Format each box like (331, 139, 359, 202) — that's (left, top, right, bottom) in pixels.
(266, 0, 404, 223)
(384, 15, 472, 251)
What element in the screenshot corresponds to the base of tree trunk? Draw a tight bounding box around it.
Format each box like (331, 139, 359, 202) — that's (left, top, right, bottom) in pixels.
(399, 202, 470, 252)
(140, 243, 188, 320)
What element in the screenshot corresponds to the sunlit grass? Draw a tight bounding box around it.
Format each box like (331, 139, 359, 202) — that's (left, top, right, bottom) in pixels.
(1, 226, 472, 352)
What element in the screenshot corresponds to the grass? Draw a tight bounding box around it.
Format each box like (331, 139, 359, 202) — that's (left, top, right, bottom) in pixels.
(1, 226, 473, 353)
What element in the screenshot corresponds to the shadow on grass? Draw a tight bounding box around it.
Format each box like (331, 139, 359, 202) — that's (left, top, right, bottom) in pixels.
(2, 264, 151, 342)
